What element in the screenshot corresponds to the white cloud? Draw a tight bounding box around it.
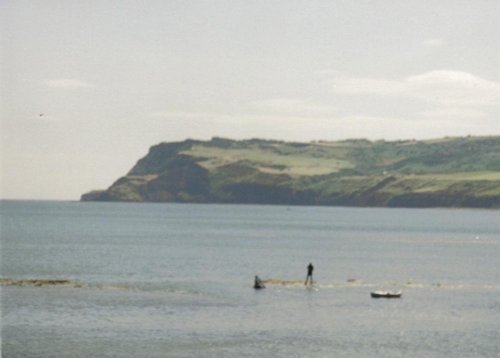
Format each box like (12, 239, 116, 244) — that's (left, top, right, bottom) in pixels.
(331, 78, 405, 96)
(423, 38, 445, 47)
(314, 69, 343, 77)
(150, 99, 336, 124)
(330, 70, 500, 106)
(148, 111, 218, 120)
(407, 71, 500, 105)
(253, 98, 335, 116)
(44, 79, 95, 89)
(148, 110, 324, 126)
(331, 114, 489, 140)
(420, 108, 488, 120)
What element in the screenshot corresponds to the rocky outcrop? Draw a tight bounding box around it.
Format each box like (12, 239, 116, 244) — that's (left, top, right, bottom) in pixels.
(81, 136, 500, 208)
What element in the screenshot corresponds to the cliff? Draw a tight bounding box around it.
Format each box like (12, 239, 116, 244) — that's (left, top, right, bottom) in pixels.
(81, 136, 500, 208)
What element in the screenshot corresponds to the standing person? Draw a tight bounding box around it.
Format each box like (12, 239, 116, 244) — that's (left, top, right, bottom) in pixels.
(305, 263, 314, 286)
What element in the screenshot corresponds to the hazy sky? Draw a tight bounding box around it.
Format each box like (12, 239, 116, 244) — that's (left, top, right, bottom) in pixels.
(1, 0, 499, 200)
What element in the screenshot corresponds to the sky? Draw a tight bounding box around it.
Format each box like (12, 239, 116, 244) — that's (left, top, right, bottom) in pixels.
(1, 0, 499, 200)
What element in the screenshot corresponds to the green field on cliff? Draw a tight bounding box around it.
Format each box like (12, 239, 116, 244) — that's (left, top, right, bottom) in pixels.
(82, 136, 500, 208)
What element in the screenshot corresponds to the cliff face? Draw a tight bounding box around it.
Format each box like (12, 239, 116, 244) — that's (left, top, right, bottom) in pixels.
(81, 136, 500, 208)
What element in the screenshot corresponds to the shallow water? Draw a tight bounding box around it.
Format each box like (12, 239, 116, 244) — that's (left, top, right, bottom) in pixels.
(1, 201, 499, 357)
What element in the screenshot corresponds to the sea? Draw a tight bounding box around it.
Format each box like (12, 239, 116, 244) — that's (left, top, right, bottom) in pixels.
(1, 201, 499, 357)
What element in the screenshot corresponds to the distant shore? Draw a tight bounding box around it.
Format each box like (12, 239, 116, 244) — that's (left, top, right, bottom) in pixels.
(80, 136, 500, 209)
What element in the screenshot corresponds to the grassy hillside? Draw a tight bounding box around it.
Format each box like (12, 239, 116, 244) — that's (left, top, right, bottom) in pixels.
(81, 136, 500, 208)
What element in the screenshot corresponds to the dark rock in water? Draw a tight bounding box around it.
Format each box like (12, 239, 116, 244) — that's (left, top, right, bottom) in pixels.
(0, 278, 81, 287)
(254, 276, 265, 289)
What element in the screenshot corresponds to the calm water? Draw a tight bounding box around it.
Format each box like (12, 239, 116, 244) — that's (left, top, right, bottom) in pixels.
(1, 201, 499, 357)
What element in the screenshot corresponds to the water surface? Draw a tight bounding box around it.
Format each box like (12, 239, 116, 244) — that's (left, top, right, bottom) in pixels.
(1, 201, 499, 357)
